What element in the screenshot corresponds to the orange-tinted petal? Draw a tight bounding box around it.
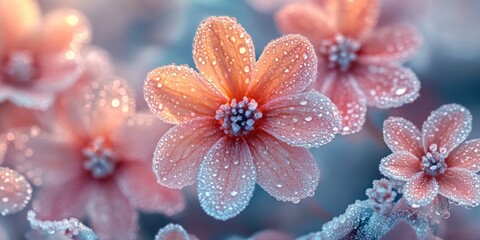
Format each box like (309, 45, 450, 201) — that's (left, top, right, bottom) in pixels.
(0, 0, 40, 49)
(447, 139, 480, 172)
(144, 64, 226, 124)
(383, 117, 423, 157)
(275, 3, 335, 46)
(248, 34, 317, 104)
(437, 168, 480, 206)
(153, 117, 223, 189)
(248, 131, 319, 202)
(403, 172, 439, 207)
(324, 0, 379, 38)
(379, 151, 421, 181)
(38, 9, 91, 53)
(193, 16, 255, 99)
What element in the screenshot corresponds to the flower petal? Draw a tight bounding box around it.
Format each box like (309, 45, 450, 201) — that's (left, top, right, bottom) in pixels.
(113, 113, 172, 163)
(153, 117, 223, 189)
(87, 181, 138, 240)
(144, 64, 226, 124)
(319, 74, 367, 135)
(2, 86, 55, 110)
(39, 9, 91, 53)
(379, 151, 421, 181)
(34, 52, 82, 91)
(0, 167, 32, 216)
(275, 3, 335, 46)
(33, 177, 92, 220)
(354, 65, 420, 109)
(155, 224, 190, 240)
(248, 34, 318, 104)
(198, 137, 256, 220)
(261, 92, 340, 148)
(248, 131, 319, 202)
(383, 117, 423, 156)
(193, 16, 255, 99)
(325, 0, 380, 38)
(403, 172, 439, 207)
(358, 24, 421, 64)
(422, 104, 472, 153)
(0, 0, 40, 48)
(437, 168, 480, 206)
(116, 163, 184, 215)
(447, 139, 480, 172)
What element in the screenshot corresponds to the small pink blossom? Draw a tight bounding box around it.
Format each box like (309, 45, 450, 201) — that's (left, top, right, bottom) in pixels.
(144, 16, 341, 220)
(7, 77, 184, 240)
(380, 104, 480, 207)
(0, 0, 90, 110)
(276, 0, 421, 134)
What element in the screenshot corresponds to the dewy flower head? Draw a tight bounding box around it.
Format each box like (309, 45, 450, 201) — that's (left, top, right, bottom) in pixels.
(144, 16, 342, 220)
(380, 104, 480, 208)
(276, 0, 421, 134)
(0, 0, 91, 110)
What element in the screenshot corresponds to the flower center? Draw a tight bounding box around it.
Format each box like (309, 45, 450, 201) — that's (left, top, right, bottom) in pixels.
(3, 51, 37, 84)
(319, 34, 360, 71)
(82, 137, 115, 179)
(421, 144, 448, 177)
(215, 97, 263, 137)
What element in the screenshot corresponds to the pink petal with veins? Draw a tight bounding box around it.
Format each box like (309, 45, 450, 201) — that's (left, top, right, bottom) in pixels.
(379, 151, 421, 181)
(437, 168, 480, 207)
(403, 172, 439, 207)
(383, 117, 423, 156)
(446, 139, 480, 172)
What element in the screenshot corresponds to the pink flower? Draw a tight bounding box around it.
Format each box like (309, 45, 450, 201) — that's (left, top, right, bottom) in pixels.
(380, 104, 480, 207)
(144, 16, 341, 220)
(276, 0, 421, 134)
(7, 77, 184, 240)
(0, 0, 90, 110)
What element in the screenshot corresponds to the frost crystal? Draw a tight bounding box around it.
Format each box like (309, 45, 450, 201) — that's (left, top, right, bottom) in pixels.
(366, 178, 397, 214)
(0, 167, 32, 216)
(27, 210, 97, 240)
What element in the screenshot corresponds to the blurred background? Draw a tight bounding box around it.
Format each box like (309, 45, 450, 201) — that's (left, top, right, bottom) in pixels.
(2, 0, 480, 239)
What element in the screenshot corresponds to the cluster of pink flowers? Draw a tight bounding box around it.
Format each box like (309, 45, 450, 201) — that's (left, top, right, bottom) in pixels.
(0, 0, 479, 239)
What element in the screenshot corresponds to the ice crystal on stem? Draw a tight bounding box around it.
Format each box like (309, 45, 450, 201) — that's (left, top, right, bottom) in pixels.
(366, 178, 397, 214)
(27, 210, 97, 240)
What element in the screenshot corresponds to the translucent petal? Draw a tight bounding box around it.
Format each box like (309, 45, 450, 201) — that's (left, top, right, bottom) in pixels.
(248, 131, 319, 202)
(155, 224, 190, 240)
(0, 167, 32, 216)
(383, 117, 423, 156)
(447, 139, 480, 172)
(87, 181, 138, 240)
(193, 16, 255, 99)
(358, 24, 421, 64)
(437, 168, 480, 207)
(379, 151, 421, 181)
(144, 65, 226, 124)
(39, 9, 91, 53)
(153, 117, 222, 189)
(113, 113, 172, 163)
(116, 163, 184, 215)
(261, 92, 341, 148)
(324, 0, 379, 38)
(403, 172, 439, 207)
(354, 65, 420, 109)
(0, 0, 40, 49)
(422, 104, 472, 153)
(197, 137, 256, 220)
(275, 3, 335, 46)
(248, 34, 318, 104)
(34, 52, 82, 91)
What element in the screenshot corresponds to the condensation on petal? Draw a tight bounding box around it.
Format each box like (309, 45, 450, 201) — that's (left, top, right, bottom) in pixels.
(379, 152, 421, 181)
(261, 92, 341, 148)
(144, 65, 226, 124)
(193, 16, 255, 99)
(403, 172, 439, 207)
(383, 117, 423, 156)
(0, 167, 32, 216)
(446, 139, 480, 172)
(422, 104, 472, 154)
(249, 34, 318, 104)
(153, 117, 222, 189)
(354, 65, 420, 109)
(155, 223, 190, 240)
(197, 138, 256, 220)
(248, 131, 319, 203)
(437, 168, 480, 207)
(27, 210, 97, 239)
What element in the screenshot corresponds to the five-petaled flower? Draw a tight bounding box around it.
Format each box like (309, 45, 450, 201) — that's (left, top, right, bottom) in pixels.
(0, 0, 90, 110)
(7, 77, 184, 240)
(276, 0, 421, 134)
(380, 104, 480, 208)
(144, 16, 342, 220)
